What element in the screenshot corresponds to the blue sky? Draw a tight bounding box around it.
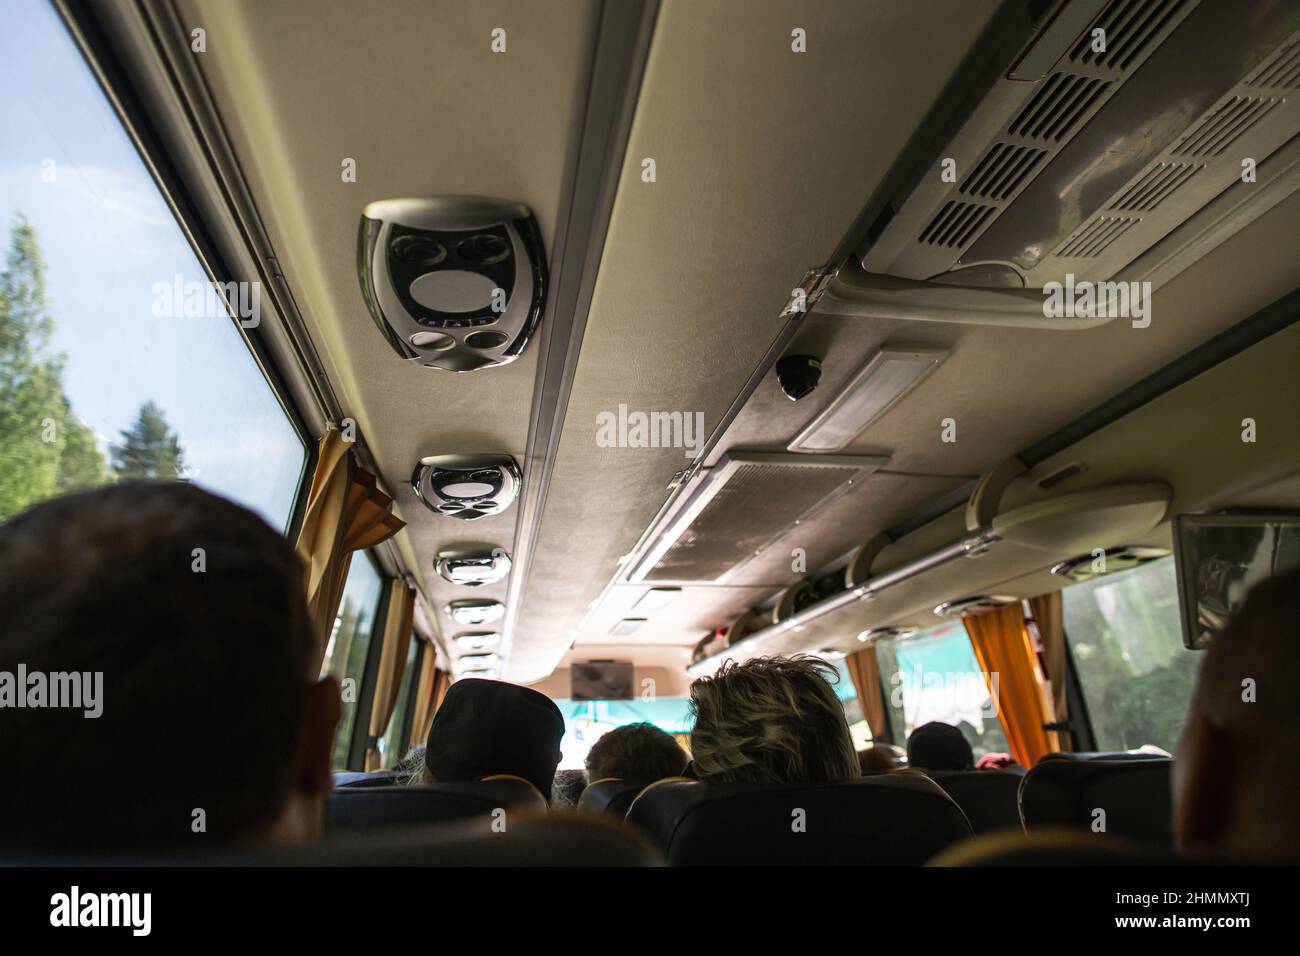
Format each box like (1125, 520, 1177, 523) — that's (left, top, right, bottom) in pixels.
(0, 1, 305, 529)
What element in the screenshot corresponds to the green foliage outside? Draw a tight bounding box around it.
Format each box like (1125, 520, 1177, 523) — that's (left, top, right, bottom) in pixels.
(0, 215, 184, 522)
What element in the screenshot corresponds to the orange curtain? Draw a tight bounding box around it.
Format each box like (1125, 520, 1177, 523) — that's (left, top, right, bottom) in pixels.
(364, 581, 417, 770)
(1029, 591, 1071, 753)
(844, 646, 888, 741)
(963, 604, 1056, 767)
(294, 427, 404, 670)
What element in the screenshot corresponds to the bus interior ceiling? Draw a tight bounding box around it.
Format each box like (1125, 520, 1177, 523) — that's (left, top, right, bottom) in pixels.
(166, 0, 1300, 687)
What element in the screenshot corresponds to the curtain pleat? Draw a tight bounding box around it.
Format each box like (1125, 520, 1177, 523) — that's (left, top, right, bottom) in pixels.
(963, 604, 1056, 767)
(1029, 591, 1071, 753)
(407, 643, 438, 751)
(293, 427, 404, 671)
(364, 581, 417, 770)
(844, 646, 888, 742)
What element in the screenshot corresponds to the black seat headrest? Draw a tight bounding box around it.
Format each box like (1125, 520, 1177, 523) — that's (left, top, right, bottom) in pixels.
(325, 778, 546, 831)
(925, 769, 1026, 835)
(625, 773, 973, 865)
(577, 778, 649, 817)
(1019, 758, 1173, 848)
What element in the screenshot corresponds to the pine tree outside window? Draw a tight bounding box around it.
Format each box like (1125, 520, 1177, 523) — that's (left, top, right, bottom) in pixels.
(0, 4, 306, 529)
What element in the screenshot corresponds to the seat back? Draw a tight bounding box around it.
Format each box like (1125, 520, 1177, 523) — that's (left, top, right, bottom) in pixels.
(6, 812, 663, 867)
(1019, 757, 1173, 848)
(625, 774, 973, 865)
(577, 778, 645, 817)
(325, 778, 545, 831)
(332, 771, 399, 788)
(926, 769, 1025, 835)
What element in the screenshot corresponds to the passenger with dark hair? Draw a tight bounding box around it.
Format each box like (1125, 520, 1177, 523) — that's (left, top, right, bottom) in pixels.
(419, 677, 565, 798)
(1175, 563, 1300, 861)
(906, 721, 975, 771)
(689, 655, 859, 785)
(0, 482, 340, 850)
(585, 721, 688, 787)
(858, 745, 897, 773)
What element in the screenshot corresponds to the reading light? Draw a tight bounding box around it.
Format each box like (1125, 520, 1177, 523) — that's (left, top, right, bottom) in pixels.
(818, 647, 847, 661)
(856, 626, 919, 643)
(631, 587, 681, 613)
(446, 599, 505, 626)
(789, 346, 948, 453)
(457, 652, 501, 672)
(608, 618, 647, 637)
(454, 631, 501, 651)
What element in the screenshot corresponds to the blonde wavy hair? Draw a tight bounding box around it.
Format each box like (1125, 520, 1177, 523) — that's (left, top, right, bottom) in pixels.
(688, 655, 860, 785)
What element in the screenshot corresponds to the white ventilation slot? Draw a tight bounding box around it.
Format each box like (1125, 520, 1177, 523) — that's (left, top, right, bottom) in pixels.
(1109, 162, 1202, 211)
(960, 143, 1048, 201)
(918, 201, 994, 247)
(1245, 38, 1300, 89)
(1067, 0, 1193, 73)
(1008, 73, 1111, 141)
(1174, 96, 1283, 157)
(1055, 216, 1140, 257)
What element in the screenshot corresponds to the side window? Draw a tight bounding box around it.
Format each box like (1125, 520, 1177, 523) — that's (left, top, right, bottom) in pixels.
(321, 555, 385, 769)
(876, 621, 1011, 761)
(378, 636, 422, 769)
(0, 3, 306, 529)
(1062, 556, 1200, 753)
(832, 661, 873, 750)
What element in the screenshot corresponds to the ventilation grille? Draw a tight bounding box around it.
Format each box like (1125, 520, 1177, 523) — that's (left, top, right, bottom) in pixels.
(1109, 162, 1203, 211)
(636, 455, 884, 583)
(1174, 96, 1283, 157)
(1067, 0, 1191, 73)
(918, 201, 994, 247)
(960, 143, 1048, 200)
(1009, 73, 1111, 142)
(1246, 38, 1300, 90)
(1056, 216, 1140, 257)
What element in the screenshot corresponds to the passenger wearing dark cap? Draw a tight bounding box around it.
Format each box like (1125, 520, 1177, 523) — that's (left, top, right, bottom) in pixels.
(422, 678, 565, 798)
(906, 721, 975, 771)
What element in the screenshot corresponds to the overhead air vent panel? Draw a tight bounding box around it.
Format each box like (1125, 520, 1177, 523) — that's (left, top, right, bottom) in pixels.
(624, 452, 888, 585)
(860, 0, 1300, 291)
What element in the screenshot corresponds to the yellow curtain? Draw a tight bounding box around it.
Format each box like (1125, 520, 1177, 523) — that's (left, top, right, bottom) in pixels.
(1029, 591, 1071, 753)
(413, 667, 451, 749)
(294, 427, 404, 670)
(963, 604, 1056, 767)
(844, 646, 888, 741)
(407, 642, 438, 751)
(364, 581, 417, 770)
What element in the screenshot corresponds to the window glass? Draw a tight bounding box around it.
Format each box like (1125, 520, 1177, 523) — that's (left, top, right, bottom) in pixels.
(554, 698, 694, 770)
(321, 556, 384, 769)
(377, 637, 421, 769)
(1062, 556, 1200, 753)
(0, 2, 305, 530)
(832, 660, 873, 751)
(876, 621, 1011, 762)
